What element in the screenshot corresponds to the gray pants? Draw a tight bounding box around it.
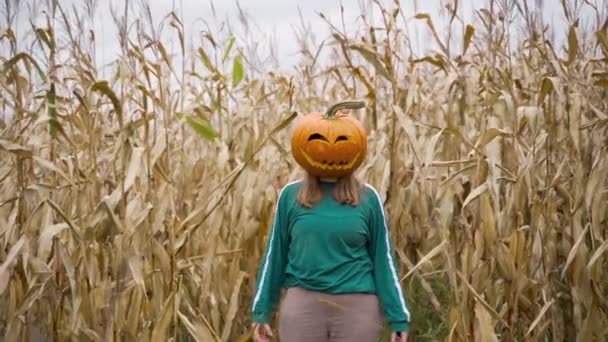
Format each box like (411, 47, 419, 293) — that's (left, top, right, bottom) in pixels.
(278, 287, 385, 342)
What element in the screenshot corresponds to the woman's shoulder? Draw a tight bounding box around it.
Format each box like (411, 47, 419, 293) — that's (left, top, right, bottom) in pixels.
(360, 183, 385, 208)
(277, 179, 303, 199)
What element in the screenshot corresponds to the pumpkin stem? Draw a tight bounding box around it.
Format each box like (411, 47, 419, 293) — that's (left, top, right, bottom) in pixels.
(324, 100, 366, 119)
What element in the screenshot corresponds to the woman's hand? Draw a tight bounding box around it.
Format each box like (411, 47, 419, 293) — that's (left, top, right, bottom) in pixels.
(252, 323, 274, 342)
(391, 331, 408, 342)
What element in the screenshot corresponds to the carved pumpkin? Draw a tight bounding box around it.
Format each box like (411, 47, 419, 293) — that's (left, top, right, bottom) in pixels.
(291, 100, 367, 178)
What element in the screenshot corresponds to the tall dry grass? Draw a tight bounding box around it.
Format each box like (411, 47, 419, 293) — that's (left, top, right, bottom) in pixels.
(1, 0, 607, 341)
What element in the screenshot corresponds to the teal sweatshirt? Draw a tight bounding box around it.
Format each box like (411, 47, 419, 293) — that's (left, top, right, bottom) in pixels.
(251, 180, 411, 332)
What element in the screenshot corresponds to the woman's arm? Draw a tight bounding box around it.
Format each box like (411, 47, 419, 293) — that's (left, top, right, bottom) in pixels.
(366, 184, 411, 333)
(251, 183, 293, 324)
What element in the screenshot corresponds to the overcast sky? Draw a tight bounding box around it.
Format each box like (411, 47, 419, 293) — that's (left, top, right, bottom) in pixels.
(2, 0, 603, 75)
(89, 0, 582, 68)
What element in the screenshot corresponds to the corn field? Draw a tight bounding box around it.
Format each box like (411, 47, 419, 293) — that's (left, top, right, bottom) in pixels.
(1, 0, 607, 341)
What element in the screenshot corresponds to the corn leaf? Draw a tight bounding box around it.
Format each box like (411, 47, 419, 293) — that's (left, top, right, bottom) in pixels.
(593, 78, 608, 88)
(0, 237, 26, 295)
(91, 80, 123, 124)
(2, 52, 47, 82)
(181, 114, 219, 140)
(596, 30, 608, 57)
(349, 43, 391, 80)
(0, 139, 32, 156)
(223, 36, 236, 63)
(568, 23, 579, 65)
(232, 54, 245, 87)
(463, 25, 475, 55)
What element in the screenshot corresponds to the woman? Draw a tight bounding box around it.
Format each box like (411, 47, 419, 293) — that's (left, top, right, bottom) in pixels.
(250, 101, 410, 342)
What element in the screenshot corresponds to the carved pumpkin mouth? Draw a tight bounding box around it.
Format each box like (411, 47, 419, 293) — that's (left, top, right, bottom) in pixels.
(301, 150, 361, 171)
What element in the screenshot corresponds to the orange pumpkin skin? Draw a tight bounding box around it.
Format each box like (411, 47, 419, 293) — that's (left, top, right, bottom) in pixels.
(291, 111, 367, 178)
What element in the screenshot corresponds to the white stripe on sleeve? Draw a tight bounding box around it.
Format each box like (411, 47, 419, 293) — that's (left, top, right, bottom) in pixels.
(366, 183, 411, 321)
(251, 180, 300, 312)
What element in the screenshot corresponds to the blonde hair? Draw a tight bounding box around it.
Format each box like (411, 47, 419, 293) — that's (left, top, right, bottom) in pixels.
(297, 172, 364, 208)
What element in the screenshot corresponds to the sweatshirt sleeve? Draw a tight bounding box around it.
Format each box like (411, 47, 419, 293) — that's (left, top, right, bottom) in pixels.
(250, 183, 292, 324)
(366, 185, 411, 332)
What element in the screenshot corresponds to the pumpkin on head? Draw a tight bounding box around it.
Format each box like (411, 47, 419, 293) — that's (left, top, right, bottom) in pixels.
(291, 100, 367, 178)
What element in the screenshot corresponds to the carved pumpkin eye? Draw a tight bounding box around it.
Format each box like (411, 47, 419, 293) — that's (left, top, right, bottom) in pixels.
(335, 135, 348, 142)
(308, 133, 329, 142)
